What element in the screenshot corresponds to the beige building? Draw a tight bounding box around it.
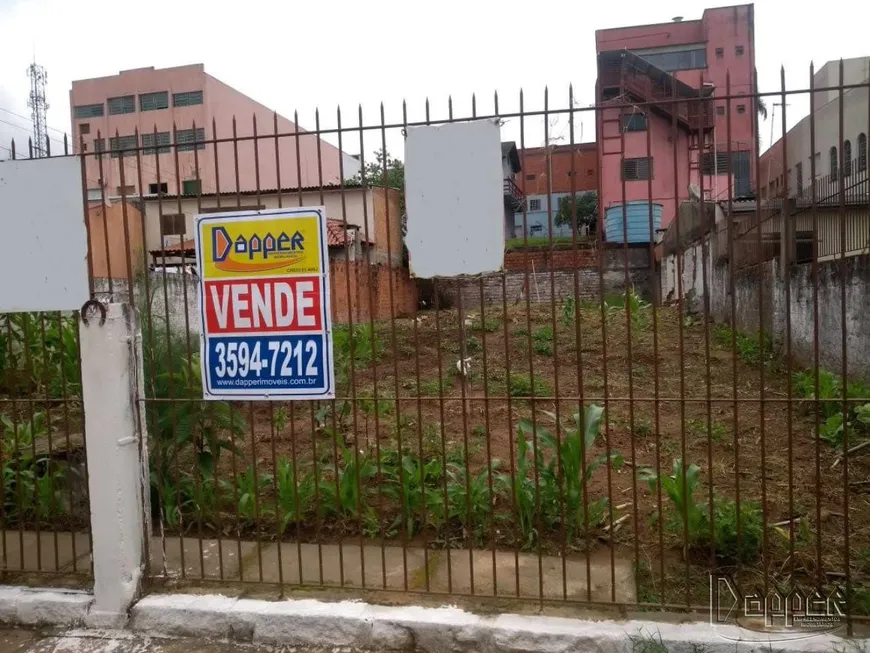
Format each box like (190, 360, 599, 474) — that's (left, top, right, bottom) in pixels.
(141, 185, 402, 269)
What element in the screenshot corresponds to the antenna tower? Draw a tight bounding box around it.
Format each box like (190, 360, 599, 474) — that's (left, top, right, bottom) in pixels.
(26, 62, 49, 157)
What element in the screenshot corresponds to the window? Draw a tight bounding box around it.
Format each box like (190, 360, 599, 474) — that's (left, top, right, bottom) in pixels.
(635, 47, 707, 72)
(859, 133, 867, 172)
(528, 198, 541, 211)
(622, 157, 652, 181)
(141, 131, 170, 155)
(621, 113, 648, 132)
(160, 214, 186, 236)
(139, 91, 169, 112)
(74, 104, 104, 119)
(148, 182, 169, 195)
(525, 174, 536, 181)
(176, 127, 206, 152)
(735, 45, 745, 56)
(115, 185, 135, 196)
(830, 146, 838, 181)
(81, 143, 88, 152)
(94, 138, 105, 158)
(715, 47, 724, 58)
(182, 179, 202, 195)
(701, 152, 730, 175)
(716, 106, 725, 116)
(587, 169, 594, 176)
(844, 140, 852, 176)
(796, 161, 803, 194)
(109, 135, 137, 158)
(736, 105, 746, 114)
(79, 123, 90, 135)
(173, 91, 203, 107)
(107, 95, 135, 115)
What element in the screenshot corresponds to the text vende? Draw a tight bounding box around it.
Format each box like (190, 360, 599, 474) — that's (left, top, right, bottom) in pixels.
(204, 276, 323, 333)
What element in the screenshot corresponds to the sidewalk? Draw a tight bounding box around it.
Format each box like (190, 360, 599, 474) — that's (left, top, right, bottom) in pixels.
(1, 627, 360, 652)
(0, 530, 636, 603)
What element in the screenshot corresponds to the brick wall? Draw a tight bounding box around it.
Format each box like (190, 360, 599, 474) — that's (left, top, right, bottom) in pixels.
(330, 260, 417, 323)
(440, 246, 652, 308)
(517, 144, 598, 194)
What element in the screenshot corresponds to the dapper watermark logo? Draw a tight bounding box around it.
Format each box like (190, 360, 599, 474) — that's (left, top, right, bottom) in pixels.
(710, 574, 846, 642)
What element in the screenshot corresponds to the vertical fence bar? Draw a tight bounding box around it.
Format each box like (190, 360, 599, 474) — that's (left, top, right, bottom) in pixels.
(778, 68, 796, 577)
(357, 106, 388, 589)
(837, 60, 853, 633)
(807, 64, 823, 590)
(753, 71, 769, 605)
(724, 73, 743, 586)
(669, 79, 690, 608)
(517, 89, 544, 604)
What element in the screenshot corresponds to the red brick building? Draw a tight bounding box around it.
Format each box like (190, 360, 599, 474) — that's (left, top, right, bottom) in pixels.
(517, 143, 598, 195)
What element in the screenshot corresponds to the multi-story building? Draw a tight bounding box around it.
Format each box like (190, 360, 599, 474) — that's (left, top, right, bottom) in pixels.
(759, 57, 869, 201)
(595, 4, 757, 236)
(70, 64, 360, 200)
(514, 143, 598, 239)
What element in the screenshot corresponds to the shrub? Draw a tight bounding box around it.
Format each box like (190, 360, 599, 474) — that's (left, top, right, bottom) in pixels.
(471, 316, 501, 333)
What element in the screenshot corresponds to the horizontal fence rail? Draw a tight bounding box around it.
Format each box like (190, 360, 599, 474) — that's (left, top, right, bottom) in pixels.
(4, 62, 870, 632)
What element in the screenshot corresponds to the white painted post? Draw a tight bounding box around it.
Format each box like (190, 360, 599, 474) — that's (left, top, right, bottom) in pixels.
(80, 302, 149, 628)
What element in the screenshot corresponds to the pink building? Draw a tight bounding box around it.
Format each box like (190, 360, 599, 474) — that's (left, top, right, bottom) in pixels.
(595, 4, 757, 235)
(70, 64, 360, 199)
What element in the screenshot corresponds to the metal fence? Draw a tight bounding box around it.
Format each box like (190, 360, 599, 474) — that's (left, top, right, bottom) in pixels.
(4, 62, 870, 632)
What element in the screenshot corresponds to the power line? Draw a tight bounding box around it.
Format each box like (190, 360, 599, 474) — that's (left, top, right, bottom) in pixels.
(0, 105, 68, 135)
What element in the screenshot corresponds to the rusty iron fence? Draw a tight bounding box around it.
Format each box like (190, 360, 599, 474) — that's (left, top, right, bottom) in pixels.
(4, 62, 870, 632)
(0, 134, 93, 586)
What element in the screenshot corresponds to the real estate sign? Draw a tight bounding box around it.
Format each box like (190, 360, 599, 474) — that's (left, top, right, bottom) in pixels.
(194, 207, 334, 400)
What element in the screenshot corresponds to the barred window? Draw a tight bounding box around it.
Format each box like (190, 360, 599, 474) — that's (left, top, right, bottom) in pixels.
(74, 104, 104, 119)
(107, 95, 135, 115)
(142, 131, 170, 155)
(173, 91, 203, 107)
(622, 157, 652, 181)
(176, 127, 206, 152)
(109, 134, 137, 158)
(139, 91, 169, 112)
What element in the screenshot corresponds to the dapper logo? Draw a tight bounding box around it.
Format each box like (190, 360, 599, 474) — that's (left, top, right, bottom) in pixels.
(212, 226, 306, 273)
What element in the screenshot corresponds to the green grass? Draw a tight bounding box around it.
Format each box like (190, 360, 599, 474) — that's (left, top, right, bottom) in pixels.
(532, 326, 554, 356)
(418, 375, 454, 397)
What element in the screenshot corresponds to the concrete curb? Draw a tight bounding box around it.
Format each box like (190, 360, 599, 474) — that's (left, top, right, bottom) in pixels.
(129, 593, 856, 652)
(0, 586, 92, 627)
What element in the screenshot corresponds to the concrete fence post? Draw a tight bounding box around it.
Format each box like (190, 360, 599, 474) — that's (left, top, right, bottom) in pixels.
(80, 302, 149, 627)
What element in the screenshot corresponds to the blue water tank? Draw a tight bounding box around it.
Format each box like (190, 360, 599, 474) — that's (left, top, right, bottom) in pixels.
(604, 202, 662, 243)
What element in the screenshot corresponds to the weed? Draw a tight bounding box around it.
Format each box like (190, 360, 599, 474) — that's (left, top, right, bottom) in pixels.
(419, 375, 454, 397)
(447, 461, 505, 542)
(713, 324, 775, 366)
(634, 418, 653, 438)
(561, 296, 577, 328)
(381, 450, 446, 536)
(224, 466, 272, 524)
(333, 324, 383, 387)
(532, 327, 554, 356)
(464, 336, 482, 353)
(471, 316, 501, 333)
(508, 372, 552, 398)
(358, 393, 393, 417)
(686, 418, 727, 444)
(318, 431, 376, 519)
(273, 457, 315, 532)
(513, 327, 529, 338)
(640, 458, 762, 563)
(793, 369, 870, 446)
(503, 405, 621, 546)
(274, 406, 289, 432)
(605, 288, 651, 333)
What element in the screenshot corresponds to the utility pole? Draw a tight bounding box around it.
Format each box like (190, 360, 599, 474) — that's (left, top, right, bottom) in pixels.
(27, 61, 49, 157)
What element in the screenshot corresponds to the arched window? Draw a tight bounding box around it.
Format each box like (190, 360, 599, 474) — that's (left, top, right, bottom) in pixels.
(830, 146, 838, 181)
(859, 133, 868, 173)
(844, 140, 852, 176)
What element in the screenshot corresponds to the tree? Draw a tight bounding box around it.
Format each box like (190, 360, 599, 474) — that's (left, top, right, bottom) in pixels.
(555, 193, 598, 234)
(351, 149, 405, 216)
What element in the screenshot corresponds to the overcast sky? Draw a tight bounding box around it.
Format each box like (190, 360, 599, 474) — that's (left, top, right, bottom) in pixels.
(1, 0, 869, 162)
